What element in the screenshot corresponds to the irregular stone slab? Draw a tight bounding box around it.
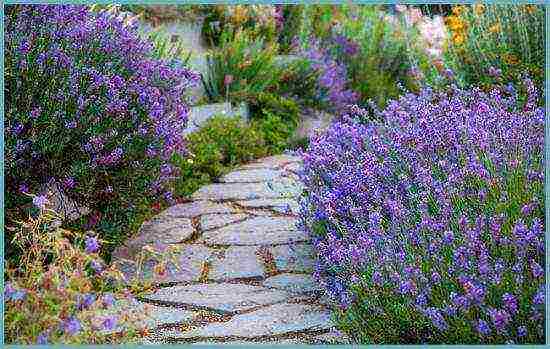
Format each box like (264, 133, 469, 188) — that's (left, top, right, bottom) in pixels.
(200, 213, 248, 231)
(159, 201, 237, 219)
(114, 217, 194, 259)
(220, 168, 283, 183)
(311, 329, 351, 344)
(113, 245, 213, 284)
(191, 179, 299, 201)
(167, 303, 332, 339)
(237, 198, 300, 215)
(271, 244, 316, 273)
(200, 217, 308, 246)
(263, 273, 321, 294)
(97, 299, 196, 335)
(209, 246, 264, 280)
(239, 154, 301, 170)
(142, 283, 290, 314)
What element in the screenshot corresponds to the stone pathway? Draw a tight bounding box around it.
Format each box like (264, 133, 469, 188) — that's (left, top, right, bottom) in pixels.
(111, 154, 350, 345)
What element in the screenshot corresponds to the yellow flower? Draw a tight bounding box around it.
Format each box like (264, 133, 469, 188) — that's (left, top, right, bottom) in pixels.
(489, 23, 501, 34)
(232, 5, 248, 25)
(473, 4, 485, 16)
(452, 32, 465, 45)
(446, 16, 466, 32)
(452, 5, 466, 16)
(503, 53, 519, 65)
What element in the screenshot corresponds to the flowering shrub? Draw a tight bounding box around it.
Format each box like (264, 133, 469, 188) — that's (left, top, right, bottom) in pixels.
(444, 4, 544, 89)
(299, 79, 544, 344)
(5, 200, 182, 344)
(295, 5, 428, 109)
(5, 5, 199, 253)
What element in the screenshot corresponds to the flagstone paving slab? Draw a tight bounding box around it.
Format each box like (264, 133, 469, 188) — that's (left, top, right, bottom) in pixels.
(159, 201, 238, 219)
(142, 283, 290, 314)
(236, 198, 300, 215)
(263, 273, 321, 294)
(199, 213, 249, 231)
(200, 217, 308, 246)
(209, 246, 265, 280)
(270, 244, 316, 273)
(220, 168, 284, 183)
(161, 303, 332, 339)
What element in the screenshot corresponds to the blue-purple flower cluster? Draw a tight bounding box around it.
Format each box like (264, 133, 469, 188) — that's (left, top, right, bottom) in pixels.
(5, 5, 199, 236)
(298, 80, 544, 344)
(294, 37, 358, 112)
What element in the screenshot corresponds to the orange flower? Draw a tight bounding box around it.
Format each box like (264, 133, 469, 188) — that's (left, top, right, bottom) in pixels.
(452, 32, 465, 45)
(473, 4, 485, 16)
(452, 5, 466, 16)
(489, 23, 501, 34)
(525, 5, 537, 14)
(446, 16, 466, 32)
(503, 53, 519, 65)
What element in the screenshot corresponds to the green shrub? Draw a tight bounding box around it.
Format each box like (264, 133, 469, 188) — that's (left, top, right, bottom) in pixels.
(444, 4, 544, 89)
(275, 58, 322, 109)
(277, 5, 304, 53)
(201, 28, 282, 103)
(249, 93, 301, 153)
(173, 115, 268, 196)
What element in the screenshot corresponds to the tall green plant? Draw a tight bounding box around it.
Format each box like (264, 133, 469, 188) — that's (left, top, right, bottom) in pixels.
(201, 28, 282, 103)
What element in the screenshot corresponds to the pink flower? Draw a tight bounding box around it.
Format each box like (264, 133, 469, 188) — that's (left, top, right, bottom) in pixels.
(224, 74, 234, 86)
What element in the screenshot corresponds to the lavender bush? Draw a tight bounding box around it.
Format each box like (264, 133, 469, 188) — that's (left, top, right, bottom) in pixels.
(299, 79, 544, 344)
(5, 5, 199, 254)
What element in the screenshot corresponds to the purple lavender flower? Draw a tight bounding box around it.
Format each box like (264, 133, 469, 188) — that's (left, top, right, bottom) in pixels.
(19, 183, 29, 194)
(62, 317, 81, 336)
(533, 289, 544, 305)
(63, 177, 76, 189)
(102, 316, 118, 331)
(476, 319, 491, 336)
(425, 308, 448, 331)
(65, 120, 77, 129)
(502, 293, 518, 314)
(84, 236, 100, 254)
(90, 259, 104, 273)
(30, 108, 41, 119)
(76, 293, 96, 310)
(32, 195, 49, 210)
(37, 331, 49, 344)
(488, 308, 511, 332)
(517, 326, 527, 337)
(102, 293, 115, 308)
(298, 74, 544, 342)
(531, 260, 543, 278)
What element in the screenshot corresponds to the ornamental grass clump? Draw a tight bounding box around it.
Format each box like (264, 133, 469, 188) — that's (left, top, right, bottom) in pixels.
(298, 79, 544, 344)
(5, 5, 199, 255)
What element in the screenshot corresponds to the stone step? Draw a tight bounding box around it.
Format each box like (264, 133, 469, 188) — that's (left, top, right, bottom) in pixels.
(185, 102, 249, 135)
